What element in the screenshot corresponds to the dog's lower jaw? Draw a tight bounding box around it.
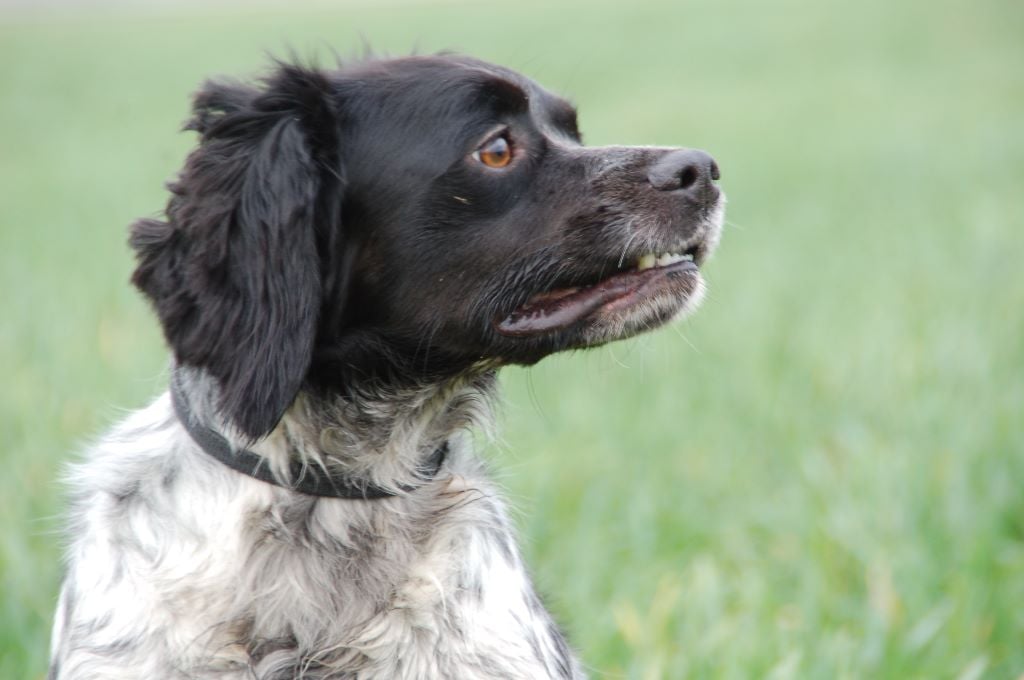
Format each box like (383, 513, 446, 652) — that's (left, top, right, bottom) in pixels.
(495, 197, 726, 354)
(576, 274, 708, 349)
(51, 366, 586, 679)
(578, 199, 725, 347)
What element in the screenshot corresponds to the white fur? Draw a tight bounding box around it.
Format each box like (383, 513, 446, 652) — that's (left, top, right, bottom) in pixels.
(50, 371, 584, 679)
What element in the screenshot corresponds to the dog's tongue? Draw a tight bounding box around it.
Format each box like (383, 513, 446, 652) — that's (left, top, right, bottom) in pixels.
(495, 269, 648, 336)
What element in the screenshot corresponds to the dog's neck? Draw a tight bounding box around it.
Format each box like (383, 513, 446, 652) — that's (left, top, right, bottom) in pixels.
(173, 364, 499, 493)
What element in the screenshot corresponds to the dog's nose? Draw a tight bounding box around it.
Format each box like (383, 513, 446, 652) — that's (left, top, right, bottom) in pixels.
(647, 149, 721, 194)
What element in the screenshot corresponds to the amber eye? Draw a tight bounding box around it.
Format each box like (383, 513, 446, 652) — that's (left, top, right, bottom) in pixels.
(474, 134, 513, 168)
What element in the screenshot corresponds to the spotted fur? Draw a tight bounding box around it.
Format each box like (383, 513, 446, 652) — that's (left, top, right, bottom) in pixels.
(50, 53, 723, 678)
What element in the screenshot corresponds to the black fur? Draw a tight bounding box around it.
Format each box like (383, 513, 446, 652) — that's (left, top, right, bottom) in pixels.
(131, 65, 342, 439)
(130, 54, 721, 440)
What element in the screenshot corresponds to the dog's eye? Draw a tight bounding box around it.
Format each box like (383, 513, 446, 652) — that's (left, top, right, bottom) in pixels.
(474, 134, 513, 169)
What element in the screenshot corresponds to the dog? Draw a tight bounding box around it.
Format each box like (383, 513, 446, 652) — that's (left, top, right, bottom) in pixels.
(49, 54, 724, 679)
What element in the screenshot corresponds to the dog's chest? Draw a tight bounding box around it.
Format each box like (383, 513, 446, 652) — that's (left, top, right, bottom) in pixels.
(54, 408, 582, 679)
(237, 472, 581, 678)
(180, 471, 582, 678)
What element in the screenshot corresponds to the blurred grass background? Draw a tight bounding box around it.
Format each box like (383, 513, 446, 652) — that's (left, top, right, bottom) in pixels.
(2, 0, 1022, 677)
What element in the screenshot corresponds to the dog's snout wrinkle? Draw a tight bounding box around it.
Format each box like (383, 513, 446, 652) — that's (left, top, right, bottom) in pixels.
(647, 148, 720, 193)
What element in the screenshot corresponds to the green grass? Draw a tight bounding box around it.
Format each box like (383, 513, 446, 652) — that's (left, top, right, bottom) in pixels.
(2, 0, 1022, 677)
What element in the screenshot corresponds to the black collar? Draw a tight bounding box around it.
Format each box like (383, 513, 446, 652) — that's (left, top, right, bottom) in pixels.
(170, 376, 447, 499)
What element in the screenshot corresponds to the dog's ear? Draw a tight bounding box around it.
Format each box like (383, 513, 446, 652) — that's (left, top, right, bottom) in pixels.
(131, 63, 343, 440)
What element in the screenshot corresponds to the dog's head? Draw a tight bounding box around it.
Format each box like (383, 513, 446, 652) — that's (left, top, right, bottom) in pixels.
(131, 55, 724, 439)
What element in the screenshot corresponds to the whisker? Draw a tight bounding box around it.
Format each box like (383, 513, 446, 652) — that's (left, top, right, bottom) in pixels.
(617, 230, 641, 268)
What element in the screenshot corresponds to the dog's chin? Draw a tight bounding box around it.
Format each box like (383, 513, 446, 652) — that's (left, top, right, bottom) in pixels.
(493, 258, 706, 348)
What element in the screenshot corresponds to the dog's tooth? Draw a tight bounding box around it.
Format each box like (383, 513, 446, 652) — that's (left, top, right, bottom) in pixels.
(681, 252, 694, 261)
(637, 253, 657, 271)
(656, 253, 677, 267)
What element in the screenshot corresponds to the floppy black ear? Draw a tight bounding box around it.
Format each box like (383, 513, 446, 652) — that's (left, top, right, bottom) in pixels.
(131, 64, 343, 440)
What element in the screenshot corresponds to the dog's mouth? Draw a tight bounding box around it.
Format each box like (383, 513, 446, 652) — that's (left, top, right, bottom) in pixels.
(494, 245, 701, 337)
